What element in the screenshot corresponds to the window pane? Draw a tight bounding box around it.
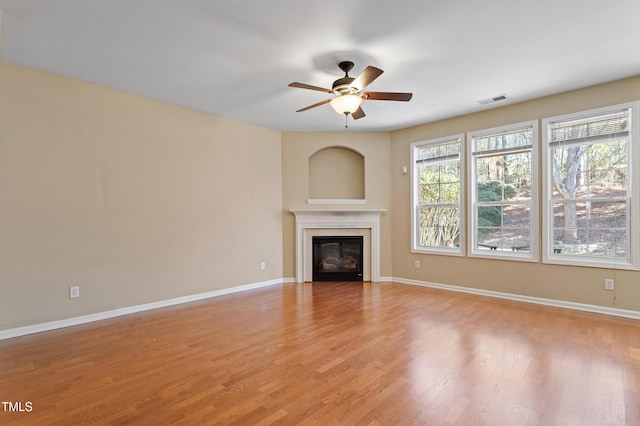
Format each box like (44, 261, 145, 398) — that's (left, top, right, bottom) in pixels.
(588, 140, 627, 171)
(418, 207, 439, 246)
(554, 229, 591, 255)
(418, 206, 461, 248)
(417, 140, 461, 161)
(553, 202, 582, 242)
(582, 229, 623, 257)
(419, 164, 440, 184)
(440, 183, 460, 203)
(474, 138, 492, 153)
(551, 147, 583, 197)
(589, 201, 627, 229)
(587, 170, 626, 195)
(477, 228, 500, 250)
(478, 205, 502, 227)
(503, 152, 531, 176)
(552, 202, 627, 235)
(574, 203, 588, 227)
(505, 176, 532, 201)
(553, 228, 573, 247)
(475, 156, 501, 184)
(551, 123, 587, 142)
(441, 227, 460, 247)
(505, 229, 531, 252)
(503, 204, 529, 227)
(608, 230, 627, 257)
(552, 201, 627, 258)
(580, 230, 604, 256)
(474, 129, 532, 153)
(477, 180, 512, 202)
(440, 206, 460, 228)
(419, 183, 440, 204)
(446, 143, 460, 156)
(417, 145, 439, 161)
(505, 130, 532, 149)
(551, 152, 628, 199)
(441, 161, 460, 179)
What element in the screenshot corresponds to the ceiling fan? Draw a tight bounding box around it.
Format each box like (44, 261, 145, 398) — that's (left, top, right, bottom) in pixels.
(288, 61, 412, 126)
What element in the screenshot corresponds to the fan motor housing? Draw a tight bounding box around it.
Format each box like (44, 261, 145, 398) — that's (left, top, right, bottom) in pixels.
(332, 77, 357, 94)
(332, 61, 360, 94)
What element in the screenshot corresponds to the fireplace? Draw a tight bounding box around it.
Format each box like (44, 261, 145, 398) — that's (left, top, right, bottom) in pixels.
(313, 236, 364, 281)
(290, 209, 386, 283)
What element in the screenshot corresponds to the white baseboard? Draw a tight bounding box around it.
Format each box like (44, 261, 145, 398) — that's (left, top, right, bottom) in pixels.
(4, 277, 637, 341)
(392, 277, 640, 321)
(0, 279, 284, 340)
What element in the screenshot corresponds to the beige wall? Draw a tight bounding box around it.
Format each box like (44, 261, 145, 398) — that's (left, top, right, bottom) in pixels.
(281, 131, 393, 279)
(2, 58, 638, 332)
(0, 62, 283, 330)
(391, 75, 640, 312)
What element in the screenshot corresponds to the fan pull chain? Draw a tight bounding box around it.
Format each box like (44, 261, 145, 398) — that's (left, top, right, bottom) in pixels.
(344, 113, 349, 128)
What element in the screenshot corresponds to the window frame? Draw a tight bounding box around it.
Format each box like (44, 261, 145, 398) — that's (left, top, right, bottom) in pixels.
(467, 120, 539, 262)
(541, 101, 640, 270)
(410, 134, 465, 256)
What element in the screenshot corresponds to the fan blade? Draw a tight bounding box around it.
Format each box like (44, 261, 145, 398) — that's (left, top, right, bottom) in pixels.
(288, 82, 333, 94)
(352, 106, 366, 120)
(295, 99, 331, 112)
(363, 92, 413, 101)
(350, 66, 383, 90)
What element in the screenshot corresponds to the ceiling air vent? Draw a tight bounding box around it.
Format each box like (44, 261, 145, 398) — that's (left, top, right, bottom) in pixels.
(477, 94, 508, 105)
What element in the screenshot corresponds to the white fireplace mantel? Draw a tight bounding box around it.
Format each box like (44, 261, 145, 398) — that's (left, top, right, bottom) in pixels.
(290, 209, 386, 283)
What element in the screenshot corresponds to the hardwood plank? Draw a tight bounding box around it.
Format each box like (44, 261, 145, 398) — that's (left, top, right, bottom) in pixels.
(1, 281, 640, 425)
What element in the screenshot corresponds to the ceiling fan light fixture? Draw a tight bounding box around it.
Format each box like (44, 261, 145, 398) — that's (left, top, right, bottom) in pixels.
(330, 94, 363, 115)
(289, 63, 411, 122)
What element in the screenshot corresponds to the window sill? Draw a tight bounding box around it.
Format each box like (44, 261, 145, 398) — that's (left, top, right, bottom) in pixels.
(469, 250, 538, 263)
(411, 247, 465, 257)
(543, 256, 639, 271)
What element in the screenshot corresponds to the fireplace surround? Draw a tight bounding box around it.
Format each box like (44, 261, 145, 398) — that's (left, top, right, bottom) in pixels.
(290, 209, 386, 283)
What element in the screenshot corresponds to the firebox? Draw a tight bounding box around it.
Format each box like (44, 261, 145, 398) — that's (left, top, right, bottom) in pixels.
(312, 236, 364, 282)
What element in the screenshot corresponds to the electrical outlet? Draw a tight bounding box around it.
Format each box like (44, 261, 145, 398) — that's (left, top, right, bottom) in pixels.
(69, 286, 80, 299)
(414, 260, 421, 269)
(260, 261, 266, 270)
(604, 278, 614, 291)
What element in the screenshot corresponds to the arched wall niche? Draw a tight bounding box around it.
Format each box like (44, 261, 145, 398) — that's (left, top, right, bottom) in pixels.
(308, 146, 365, 200)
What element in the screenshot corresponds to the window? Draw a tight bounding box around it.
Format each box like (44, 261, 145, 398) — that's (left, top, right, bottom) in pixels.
(468, 122, 538, 260)
(542, 102, 639, 269)
(411, 135, 464, 255)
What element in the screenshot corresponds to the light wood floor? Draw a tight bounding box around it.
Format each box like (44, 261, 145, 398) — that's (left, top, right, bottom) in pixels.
(1, 282, 640, 425)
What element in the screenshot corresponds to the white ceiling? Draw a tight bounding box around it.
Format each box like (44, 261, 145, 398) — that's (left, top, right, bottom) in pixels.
(1, 0, 639, 132)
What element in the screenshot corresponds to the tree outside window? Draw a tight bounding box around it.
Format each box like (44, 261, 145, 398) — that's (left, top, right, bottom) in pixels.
(544, 104, 638, 268)
(412, 136, 463, 254)
(469, 122, 537, 260)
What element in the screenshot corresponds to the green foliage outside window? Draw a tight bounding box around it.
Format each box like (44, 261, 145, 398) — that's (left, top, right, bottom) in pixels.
(418, 163, 460, 247)
(476, 180, 516, 228)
